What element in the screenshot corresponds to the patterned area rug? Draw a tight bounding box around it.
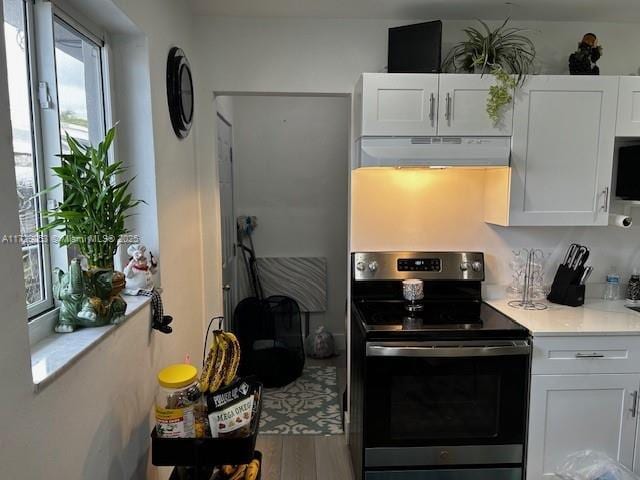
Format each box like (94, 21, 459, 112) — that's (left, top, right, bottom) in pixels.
(259, 365, 343, 435)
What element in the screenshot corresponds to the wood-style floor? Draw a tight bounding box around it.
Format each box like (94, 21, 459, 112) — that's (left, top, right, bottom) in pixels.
(255, 354, 354, 479)
(256, 434, 355, 480)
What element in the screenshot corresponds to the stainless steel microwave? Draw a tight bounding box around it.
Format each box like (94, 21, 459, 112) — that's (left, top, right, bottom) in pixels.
(617, 145, 640, 200)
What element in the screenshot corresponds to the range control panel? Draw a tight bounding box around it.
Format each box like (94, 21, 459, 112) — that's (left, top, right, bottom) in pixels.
(397, 258, 441, 272)
(353, 252, 484, 281)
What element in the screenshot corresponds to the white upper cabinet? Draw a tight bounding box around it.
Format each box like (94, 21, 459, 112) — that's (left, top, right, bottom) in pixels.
(527, 373, 639, 479)
(616, 76, 640, 137)
(437, 74, 513, 136)
(504, 76, 618, 226)
(356, 73, 623, 227)
(356, 73, 512, 138)
(359, 73, 438, 137)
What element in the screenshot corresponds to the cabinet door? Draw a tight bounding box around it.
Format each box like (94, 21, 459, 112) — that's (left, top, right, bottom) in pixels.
(361, 73, 438, 137)
(509, 76, 617, 226)
(527, 374, 639, 480)
(437, 74, 513, 136)
(616, 77, 640, 137)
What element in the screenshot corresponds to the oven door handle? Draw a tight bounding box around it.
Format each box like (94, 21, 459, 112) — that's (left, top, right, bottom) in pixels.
(366, 341, 531, 358)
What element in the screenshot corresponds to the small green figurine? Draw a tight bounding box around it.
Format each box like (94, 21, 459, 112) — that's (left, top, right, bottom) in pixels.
(53, 258, 127, 333)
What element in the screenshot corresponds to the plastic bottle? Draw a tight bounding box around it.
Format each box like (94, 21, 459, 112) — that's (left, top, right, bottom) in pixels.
(604, 269, 621, 301)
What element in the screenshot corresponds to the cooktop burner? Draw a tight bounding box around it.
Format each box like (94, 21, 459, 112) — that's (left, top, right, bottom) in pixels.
(370, 312, 482, 329)
(362, 300, 482, 326)
(353, 299, 527, 339)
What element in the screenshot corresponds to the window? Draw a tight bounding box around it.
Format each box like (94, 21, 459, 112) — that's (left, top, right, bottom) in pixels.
(54, 18, 105, 148)
(2, 0, 109, 327)
(4, 0, 50, 316)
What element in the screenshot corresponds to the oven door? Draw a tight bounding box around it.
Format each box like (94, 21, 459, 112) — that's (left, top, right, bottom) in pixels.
(364, 339, 530, 468)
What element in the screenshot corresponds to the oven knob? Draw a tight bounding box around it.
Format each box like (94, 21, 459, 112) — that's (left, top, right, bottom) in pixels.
(460, 262, 469, 271)
(368, 261, 379, 272)
(356, 261, 366, 271)
(471, 261, 483, 272)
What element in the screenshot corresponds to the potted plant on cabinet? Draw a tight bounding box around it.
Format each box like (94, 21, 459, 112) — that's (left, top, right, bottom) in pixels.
(442, 18, 536, 124)
(38, 126, 145, 332)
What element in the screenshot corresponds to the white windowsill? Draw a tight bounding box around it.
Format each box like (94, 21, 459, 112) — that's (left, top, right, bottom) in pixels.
(30, 295, 151, 392)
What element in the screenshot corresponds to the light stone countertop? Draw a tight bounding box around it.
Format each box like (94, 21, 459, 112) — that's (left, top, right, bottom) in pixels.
(487, 298, 640, 337)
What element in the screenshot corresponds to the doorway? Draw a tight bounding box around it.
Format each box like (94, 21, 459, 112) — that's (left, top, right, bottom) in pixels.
(215, 95, 350, 456)
(217, 113, 235, 324)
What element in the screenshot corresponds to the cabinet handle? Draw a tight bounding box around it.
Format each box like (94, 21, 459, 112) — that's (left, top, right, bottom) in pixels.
(630, 391, 638, 417)
(445, 93, 452, 123)
(429, 93, 435, 123)
(574, 352, 605, 358)
(600, 187, 610, 212)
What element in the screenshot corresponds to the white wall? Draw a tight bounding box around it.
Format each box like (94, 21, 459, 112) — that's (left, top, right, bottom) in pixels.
(193, 17, 640, 96)
(110, 32, 161, 273)
(445, 20, 640, 76)
(216, 95, 235, 125)
(232, 95, 350, 342)
(193, 15, 640, 292)
(0, 0, 207, 478)
(352, 169, 640, 293)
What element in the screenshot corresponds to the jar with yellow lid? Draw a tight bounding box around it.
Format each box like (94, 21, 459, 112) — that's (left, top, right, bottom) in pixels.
(155, 363, 201, 438)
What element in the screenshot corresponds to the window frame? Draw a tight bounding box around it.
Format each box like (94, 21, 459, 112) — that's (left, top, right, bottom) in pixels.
(10, 0, 54, 319)
(21, 0, 115, 345)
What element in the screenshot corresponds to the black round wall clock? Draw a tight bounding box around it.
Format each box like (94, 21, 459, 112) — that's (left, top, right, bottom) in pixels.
(166, 47, 194, 139)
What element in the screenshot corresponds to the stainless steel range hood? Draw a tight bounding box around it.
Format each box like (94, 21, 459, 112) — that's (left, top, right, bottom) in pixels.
(354, 136, 511, 169)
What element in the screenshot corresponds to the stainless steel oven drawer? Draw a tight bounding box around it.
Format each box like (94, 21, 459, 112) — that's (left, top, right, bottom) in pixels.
(365, 445, 523, 467)
(365, 468, 522, 480)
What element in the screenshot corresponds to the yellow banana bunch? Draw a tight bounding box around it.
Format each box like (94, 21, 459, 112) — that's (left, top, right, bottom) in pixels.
(199, 330, 242, 394)
(229, 464, 247, 480)
(209, 333, 228, 392)
(218, 458, 260, 480)
(223, 331, 241, 386)
(244, 458, 260, 480)
(198, 333, 218, 392)
(220, 465, 237, 476)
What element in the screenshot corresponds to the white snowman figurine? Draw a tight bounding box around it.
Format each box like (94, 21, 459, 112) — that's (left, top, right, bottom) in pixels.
(123, 244, 172, 333)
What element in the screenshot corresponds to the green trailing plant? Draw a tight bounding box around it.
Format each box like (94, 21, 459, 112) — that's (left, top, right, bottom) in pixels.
(487, 68, 517, 123)
(442, 18, 536, 124)
(37, 127, 144, 270)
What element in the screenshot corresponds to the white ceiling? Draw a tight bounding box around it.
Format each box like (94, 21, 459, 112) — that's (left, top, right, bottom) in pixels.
(188, 0, 640, 22)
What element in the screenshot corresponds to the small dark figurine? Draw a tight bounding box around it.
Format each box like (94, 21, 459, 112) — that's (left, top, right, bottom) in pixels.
(569, 33, 603, 75)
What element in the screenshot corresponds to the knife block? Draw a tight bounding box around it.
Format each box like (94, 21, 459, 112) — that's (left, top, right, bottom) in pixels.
(547, 264, 585, 307)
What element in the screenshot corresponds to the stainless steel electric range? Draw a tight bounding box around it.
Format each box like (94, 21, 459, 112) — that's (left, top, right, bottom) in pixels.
(349, 252, 531, 480)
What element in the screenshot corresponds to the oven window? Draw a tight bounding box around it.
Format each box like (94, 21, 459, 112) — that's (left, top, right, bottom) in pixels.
(365, 354, 527, 447)
(390, 370, 500, 440)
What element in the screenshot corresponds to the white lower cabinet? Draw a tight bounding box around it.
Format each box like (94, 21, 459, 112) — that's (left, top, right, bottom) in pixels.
(526, 335, 640, 480)
(526, 374, 640, 479)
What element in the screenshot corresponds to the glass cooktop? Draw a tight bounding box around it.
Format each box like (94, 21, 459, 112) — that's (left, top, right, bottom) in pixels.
(353, 299, 528, 339)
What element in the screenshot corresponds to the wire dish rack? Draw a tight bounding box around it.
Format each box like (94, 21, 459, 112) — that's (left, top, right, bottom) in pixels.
(508, 249, 548, 311)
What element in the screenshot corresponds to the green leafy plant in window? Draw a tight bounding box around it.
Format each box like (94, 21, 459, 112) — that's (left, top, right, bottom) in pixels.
(442, 18, 536, 124)
(35, 126, 145, 332)
(38, 126, 143, 270)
